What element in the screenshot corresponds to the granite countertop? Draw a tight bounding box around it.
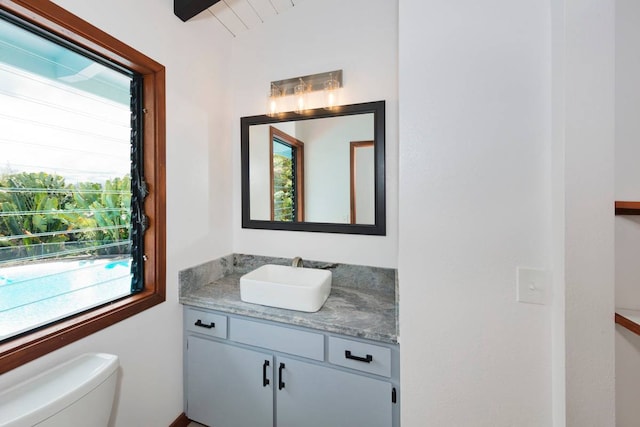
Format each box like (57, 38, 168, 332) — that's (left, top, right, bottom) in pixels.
(179, 254, 398, 344)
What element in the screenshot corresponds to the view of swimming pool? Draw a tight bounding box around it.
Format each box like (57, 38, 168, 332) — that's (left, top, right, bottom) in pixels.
(0, 258, 131, 341)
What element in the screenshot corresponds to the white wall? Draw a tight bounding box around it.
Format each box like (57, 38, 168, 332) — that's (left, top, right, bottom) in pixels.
(230, 0, 398, 268)
(249, 124, 271, 220)
(296, 115, 374, 223)
(398, 0, 553, 425)
(615, 0, 640, 424)
(558, 0, 616, 424)
(0, 1, 234, 426)
(550, 0, 566, 423)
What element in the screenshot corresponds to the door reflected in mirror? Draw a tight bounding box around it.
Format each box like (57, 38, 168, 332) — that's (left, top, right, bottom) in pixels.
(350, 141, 374, 225)
(241, 101, 385, 235)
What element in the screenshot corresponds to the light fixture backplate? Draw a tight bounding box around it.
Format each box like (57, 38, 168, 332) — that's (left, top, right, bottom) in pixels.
(271, 70, 342, 95)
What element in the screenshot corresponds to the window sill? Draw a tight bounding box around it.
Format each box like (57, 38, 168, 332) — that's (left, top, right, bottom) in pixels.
(0, 288, 164, 374)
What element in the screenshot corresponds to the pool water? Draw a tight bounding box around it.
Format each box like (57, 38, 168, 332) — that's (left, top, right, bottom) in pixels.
(0, 258, 131, 341)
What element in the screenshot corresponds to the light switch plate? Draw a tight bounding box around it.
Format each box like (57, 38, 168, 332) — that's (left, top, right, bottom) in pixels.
(516, 267, 549, 305)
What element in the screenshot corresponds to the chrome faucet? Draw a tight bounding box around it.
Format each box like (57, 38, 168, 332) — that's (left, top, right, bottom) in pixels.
(291, 256, 303, 268)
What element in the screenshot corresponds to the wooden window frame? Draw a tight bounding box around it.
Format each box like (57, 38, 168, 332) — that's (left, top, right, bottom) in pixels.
(0, 0, 166, 374)
(269, 126, 304, 222)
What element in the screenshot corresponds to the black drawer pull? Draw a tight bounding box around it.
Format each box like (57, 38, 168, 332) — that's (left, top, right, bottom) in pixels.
(262, 360, 270, 387)
(345, 350, 373, 363)
(278, 363, 286, 390)
(194, 319, 215, 329)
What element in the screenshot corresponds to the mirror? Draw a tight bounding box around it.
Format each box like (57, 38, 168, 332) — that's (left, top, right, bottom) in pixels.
(241, 100, 385, 235)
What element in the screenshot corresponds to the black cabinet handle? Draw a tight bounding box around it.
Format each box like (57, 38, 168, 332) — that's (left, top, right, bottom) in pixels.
(345, 350, 373, 363)
(278, 363, 286, 390)
(194, 319, 215, 329)
(262, 360, 270, 387)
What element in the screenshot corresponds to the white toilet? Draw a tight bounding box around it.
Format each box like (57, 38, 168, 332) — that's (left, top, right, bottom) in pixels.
(0, 353, 119, 427)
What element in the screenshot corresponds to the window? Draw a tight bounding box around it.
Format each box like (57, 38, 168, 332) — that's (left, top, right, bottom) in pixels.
(0, 1, 165, 373)
(269, 126, 304, 222)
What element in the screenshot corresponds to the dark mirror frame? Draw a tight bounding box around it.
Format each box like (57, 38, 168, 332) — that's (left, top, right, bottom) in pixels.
(241, 100, 386, 235)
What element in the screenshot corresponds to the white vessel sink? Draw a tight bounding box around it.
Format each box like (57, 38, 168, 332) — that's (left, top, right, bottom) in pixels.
(239, 264, 332, 312)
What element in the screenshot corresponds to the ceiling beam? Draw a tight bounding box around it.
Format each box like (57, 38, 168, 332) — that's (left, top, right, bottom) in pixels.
(174, 0, 221, 22)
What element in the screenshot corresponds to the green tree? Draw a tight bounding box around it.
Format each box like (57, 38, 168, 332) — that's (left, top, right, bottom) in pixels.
(75, 176, 131, 255)
(0, 172, 72, 255)
(0, 172, 132, 259)
(273, 155, 293, 222)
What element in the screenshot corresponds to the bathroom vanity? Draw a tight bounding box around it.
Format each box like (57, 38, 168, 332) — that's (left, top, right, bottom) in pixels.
(180, 254, 400, 427)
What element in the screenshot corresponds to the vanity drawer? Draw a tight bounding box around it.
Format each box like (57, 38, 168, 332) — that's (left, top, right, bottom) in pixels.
(328, 336, 391, 377)
(185, 308, 227, 339)
(229, 317, 324, 361)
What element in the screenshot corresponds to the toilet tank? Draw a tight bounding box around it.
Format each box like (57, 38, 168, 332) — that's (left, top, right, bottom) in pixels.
(0, 353, 119, 427)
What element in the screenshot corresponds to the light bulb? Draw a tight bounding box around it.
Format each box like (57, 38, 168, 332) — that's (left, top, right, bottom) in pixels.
(294, 79, 307, 114)
(267, 84, 281, 117)
(324, 74, 340, 110)
(326, 91, 337, 109)
(268, 97, 278, 116)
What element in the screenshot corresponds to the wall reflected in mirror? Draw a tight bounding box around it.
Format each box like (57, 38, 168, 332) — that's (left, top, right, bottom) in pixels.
(241, 101, 385, 235)
(249, 114, 374, 224)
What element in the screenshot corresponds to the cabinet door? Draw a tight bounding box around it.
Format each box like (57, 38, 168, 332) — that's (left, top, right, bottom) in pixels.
(187, 336, 273, 427)
(276, 357, 392, 427)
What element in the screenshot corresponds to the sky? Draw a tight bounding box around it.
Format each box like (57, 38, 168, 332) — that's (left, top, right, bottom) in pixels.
(0, 62, 131, 185)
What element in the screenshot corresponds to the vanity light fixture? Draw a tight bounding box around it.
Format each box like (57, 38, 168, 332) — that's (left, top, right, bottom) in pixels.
(267, 69, 343, 115)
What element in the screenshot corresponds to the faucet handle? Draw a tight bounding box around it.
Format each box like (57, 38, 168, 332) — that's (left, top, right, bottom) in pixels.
(291, 257, 303, 268)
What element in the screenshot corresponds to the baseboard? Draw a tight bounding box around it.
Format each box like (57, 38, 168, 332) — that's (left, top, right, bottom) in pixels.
(169, 412, 190, 427)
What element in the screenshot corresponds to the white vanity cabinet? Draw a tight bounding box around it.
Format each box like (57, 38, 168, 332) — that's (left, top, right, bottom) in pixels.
(187, 336, 273, 427)
(276, 356, 392, 427)
(184, 306, 400, 427)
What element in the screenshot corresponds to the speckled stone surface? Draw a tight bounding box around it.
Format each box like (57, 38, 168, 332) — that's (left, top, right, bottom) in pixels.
(178, 254, 234, 298)
(179, 254, 398, 344)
